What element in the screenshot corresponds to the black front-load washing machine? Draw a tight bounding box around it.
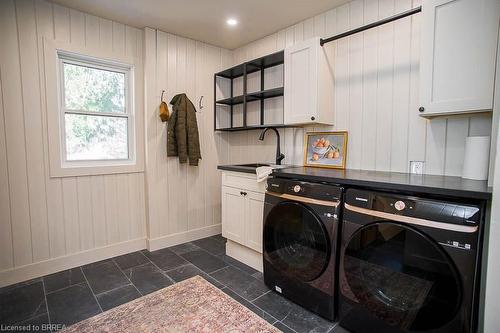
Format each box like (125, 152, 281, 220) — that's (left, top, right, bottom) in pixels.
(339, 188, 484, 333)
(262, 177, 343, 321)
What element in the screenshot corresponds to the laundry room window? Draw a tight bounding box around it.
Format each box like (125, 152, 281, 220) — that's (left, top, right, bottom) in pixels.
(59, 54, 132, 163)
(44, 39, 144, 177)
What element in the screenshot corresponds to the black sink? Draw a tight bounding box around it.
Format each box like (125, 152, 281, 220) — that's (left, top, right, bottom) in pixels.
(218, 163, 294, 174)
(235, 163, 272, 168)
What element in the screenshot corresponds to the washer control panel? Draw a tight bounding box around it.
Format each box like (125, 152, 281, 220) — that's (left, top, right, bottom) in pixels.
(346, 188, 481, 226)
(266, 178, 342, 202)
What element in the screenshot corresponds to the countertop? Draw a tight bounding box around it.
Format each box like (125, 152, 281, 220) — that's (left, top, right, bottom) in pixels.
(217, 164, 295, 174)
(272, 167, 492, 200)
(218, 164, 265, 174)
(218, 164, 492, 200)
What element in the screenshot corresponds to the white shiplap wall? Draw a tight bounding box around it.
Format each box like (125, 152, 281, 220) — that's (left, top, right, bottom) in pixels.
(0, 0, 146, 285)
(226, 0, 493, 176)
(143, 29, 232, 249)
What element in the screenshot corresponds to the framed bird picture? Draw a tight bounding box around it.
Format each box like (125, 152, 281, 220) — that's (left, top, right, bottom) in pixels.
(303, 131, 348, 169)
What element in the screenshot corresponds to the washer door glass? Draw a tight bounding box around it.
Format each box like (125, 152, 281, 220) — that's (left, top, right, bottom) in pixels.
(264, 201, 330, 282)
(342, 222, 461, 331)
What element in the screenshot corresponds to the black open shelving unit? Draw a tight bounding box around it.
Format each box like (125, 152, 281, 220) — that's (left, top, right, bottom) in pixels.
(214, 50, 290, 131)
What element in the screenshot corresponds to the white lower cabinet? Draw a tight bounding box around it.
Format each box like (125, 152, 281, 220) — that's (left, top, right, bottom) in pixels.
(221, 186, 246, 245)
(244, 191, 265, 253)
(221, 171, 265, 271)
(221, 184, 265, 253)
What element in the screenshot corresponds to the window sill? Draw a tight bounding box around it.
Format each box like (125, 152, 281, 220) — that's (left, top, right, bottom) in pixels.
(50, 163, 144, 178)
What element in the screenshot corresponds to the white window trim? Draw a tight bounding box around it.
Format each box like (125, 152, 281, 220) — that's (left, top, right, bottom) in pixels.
(44, 38, 144, 177)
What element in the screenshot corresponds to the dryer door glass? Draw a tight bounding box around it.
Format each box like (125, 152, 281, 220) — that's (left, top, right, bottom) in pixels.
(264, 201, 330, 282)
(341, 222, 461, 331)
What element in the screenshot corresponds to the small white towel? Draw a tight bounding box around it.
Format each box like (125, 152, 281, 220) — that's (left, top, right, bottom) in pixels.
(256, 166, 274, 183)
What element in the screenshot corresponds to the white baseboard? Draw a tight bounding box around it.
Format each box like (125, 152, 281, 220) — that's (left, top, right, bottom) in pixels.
(226, 240, 263, 272)
(0, 238, 147, 288)
(147, 224, 222, 251)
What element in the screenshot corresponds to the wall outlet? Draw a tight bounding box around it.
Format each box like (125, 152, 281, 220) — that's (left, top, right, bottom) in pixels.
(410, 161, 424, 175)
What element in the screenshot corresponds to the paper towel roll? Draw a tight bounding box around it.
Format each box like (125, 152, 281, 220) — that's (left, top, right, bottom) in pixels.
(462, 136, 490, 180)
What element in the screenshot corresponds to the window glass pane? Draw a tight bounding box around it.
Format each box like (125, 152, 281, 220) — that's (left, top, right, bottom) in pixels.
(65, 114, 128, 161)
(64, 63, 125, 113)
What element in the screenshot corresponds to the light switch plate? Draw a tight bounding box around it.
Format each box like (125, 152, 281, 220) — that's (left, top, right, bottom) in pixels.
(410, 161, 424, 175)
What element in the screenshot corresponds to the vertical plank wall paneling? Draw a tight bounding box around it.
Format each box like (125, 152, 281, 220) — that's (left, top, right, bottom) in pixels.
(17, 0, 50, 263)
(228, 0, 493, 176)
(0, 0, 33, 268)
(0, 0, 146, 286)
(144, 28, 231, 249)
(0, 62, 13, 271)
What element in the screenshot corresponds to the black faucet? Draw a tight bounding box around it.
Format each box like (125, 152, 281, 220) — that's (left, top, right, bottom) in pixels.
(259, 127, 285, 165)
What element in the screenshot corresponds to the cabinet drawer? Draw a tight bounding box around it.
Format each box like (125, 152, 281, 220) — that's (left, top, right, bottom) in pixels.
(222, 172, 266, 193)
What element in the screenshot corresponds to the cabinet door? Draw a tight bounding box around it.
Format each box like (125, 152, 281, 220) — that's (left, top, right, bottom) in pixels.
(419, 0, 499, 116)
(222, 186, 245, 244)
(284, 38, 319, 124)
(245, 191, 265, 253)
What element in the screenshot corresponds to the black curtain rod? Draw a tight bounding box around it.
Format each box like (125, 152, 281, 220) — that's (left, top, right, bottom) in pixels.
(320, 6, 422, 46)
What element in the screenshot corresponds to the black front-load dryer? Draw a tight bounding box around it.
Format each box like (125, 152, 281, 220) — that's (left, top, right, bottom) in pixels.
(263, 177, 342, 321)
(338, 188, 484, 333)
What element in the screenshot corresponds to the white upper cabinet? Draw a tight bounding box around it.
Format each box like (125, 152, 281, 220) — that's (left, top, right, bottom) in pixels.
(419, 0, 500, 117)
(284, 37, 335, 125)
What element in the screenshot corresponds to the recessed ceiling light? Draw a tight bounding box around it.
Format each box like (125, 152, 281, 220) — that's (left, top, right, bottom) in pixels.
(226, 18, 238, 26)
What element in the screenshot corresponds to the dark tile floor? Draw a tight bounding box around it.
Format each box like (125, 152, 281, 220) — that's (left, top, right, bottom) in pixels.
(0, 235, 343, 333)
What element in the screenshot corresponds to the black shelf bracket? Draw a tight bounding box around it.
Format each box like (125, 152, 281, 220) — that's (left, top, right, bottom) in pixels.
(243, 64, 247, 127)
(230, 78, 234, 128)
(213, 74, 216, 131)
(260, 65, 265, 126)
(320, 6, 421, 46)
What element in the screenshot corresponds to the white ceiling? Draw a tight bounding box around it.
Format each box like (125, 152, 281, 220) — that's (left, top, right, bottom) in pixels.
(52, 0, 349, 49)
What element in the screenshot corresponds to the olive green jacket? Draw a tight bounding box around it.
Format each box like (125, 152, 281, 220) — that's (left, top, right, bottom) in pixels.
(167, 94, 201, 166)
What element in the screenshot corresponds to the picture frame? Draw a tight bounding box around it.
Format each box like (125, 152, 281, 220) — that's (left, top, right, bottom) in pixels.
(303, 131, 348, 169)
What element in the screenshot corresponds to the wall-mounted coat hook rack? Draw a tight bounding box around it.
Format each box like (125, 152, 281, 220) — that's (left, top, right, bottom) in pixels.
(199, 96, 204, 111)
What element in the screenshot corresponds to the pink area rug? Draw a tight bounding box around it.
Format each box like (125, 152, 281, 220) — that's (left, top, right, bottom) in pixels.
(62, 275, 280, 333)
